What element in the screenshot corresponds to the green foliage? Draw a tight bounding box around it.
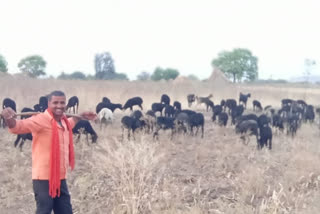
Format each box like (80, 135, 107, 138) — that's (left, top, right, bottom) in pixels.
(212, 48, 258, 83)
(114, 73, 129, 80)
(0, 54, 8, 73)
(151, 67, 179, 81)
(58, 71, 87, 80)
(137, 71, 151, 81)
(18, 55, 46, 78)
(94, 52, 116, 80)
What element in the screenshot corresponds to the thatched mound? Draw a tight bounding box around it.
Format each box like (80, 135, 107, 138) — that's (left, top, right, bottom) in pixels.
(205, 67, 231, 89)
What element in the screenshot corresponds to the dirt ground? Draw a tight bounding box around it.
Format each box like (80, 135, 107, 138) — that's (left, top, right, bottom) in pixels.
(1, 77, 320, 214)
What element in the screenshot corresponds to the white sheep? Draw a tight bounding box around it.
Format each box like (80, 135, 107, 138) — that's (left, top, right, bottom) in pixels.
(97, 108, 114, 129)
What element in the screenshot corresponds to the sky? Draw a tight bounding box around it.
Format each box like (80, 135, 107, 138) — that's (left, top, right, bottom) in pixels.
(0, 0, 319, 80)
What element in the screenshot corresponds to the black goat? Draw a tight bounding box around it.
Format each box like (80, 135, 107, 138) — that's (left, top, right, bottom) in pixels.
(173, 101, 182, 111)
(225, 99, 237, 114)
(187, 94, 196, 107)
(161, 94, 170, 105)
(72, 120, 98, 143)
(259, 125, 272, 150)
(239, 93, 251, 108)
(38, 96, 48, 112)
(212, 105, 223, 122)
(96, 102, 122, 113)
(253, 100, 263, 112)
(123, 97, 143, 111)
(13, 107, 35, 150)
(67, 96, 79, 114)
(102, 97, 111, 104)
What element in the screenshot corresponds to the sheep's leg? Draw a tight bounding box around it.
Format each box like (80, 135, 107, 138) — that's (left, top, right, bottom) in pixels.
(201, 125, 204, 138)
(20, 139, 25, 152)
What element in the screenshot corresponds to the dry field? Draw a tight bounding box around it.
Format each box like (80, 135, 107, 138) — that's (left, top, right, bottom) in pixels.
(1, 76, 320, 214)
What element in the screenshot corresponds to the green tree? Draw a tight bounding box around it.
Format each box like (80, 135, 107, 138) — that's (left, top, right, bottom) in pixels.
(18, 55, 46, 78)
(137, 71, 151, 81)
(70, 71, 87, 80)
(94, 52, 116, 79)
(114, 73, 128, 80)
(0, 54, 8, 73)
(151, 67, 179, 81)
(57, 72, 68, 80)
(212, 48, 258, 83)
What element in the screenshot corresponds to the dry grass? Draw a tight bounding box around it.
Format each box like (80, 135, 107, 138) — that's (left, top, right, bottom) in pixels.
(1, 77, 320, 214)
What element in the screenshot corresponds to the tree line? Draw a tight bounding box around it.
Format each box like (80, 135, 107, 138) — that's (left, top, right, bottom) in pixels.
(0, 48, 259, 82)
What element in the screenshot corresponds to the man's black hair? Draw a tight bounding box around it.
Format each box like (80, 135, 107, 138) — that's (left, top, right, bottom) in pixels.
(47, 91, 65, 101)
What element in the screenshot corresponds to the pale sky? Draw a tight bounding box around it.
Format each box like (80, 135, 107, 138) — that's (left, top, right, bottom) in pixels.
(0, 0, 319, 80)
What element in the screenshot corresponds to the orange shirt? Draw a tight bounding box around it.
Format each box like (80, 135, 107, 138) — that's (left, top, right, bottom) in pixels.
(9, 110, 76, 180)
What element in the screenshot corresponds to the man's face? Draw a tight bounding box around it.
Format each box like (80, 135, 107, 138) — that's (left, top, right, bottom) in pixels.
(48, 96, 66, 117)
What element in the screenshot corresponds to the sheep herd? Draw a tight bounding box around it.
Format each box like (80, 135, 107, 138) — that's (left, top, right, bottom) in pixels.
(1, 92, 319, 151)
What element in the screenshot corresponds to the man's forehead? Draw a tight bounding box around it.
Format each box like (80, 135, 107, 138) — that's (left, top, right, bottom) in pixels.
(50, 96, 66, 101)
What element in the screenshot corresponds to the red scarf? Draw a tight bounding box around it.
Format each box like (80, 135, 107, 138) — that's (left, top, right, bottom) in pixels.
(47, 108, 75, 198)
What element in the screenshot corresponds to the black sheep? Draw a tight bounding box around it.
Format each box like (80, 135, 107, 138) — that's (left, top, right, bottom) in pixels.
(231, 105, 244, 125)
(72, 120, 98, 143)
(188, 113, 204, 138)
(235, 114, 258, 125)
(164, 105, 175, 117)
(218, 112, 228, 126)
(235, 119, 259, 147)
(161, 94, 170, 105)
(67, 96, 79, 114)
(151, 103, 166, 116)
(121, 116, 145, 140)
(123, 97, 143, 111)
(153, 116, 176, 140)
(130, 110, 143, 120)
(257, 114, 270, 128)
(304, 105, 315, 123)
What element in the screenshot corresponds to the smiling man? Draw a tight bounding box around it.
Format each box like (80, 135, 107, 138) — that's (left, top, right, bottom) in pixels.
(1, 90, 96, 214)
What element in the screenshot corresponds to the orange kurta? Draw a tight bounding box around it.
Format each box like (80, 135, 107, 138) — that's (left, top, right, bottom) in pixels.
(9, 110, 75, 180)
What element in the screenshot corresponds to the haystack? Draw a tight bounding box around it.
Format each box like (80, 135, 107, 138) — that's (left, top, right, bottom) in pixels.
(206, 67, 231, 88)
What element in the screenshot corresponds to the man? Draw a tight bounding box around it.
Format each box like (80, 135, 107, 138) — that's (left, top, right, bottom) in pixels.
(1, 90, 96, 214)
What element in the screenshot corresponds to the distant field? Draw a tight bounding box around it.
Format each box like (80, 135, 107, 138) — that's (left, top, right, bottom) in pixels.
(1, 77, 320, 214)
